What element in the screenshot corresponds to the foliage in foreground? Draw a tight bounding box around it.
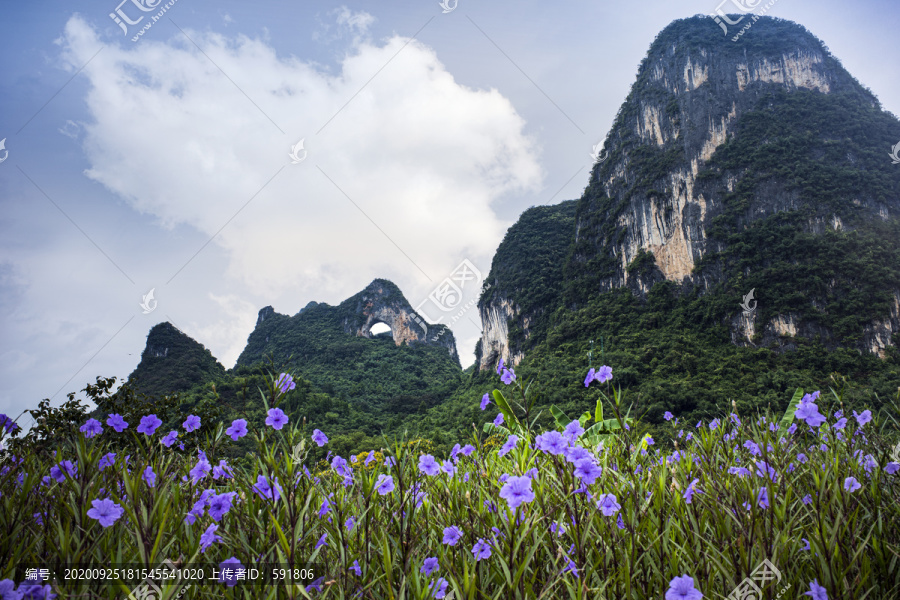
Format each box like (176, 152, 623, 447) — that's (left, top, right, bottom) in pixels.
(1, 367, 899, 600)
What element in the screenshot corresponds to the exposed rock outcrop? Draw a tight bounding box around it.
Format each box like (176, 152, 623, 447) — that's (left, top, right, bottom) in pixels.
(340, 279, 459, 362)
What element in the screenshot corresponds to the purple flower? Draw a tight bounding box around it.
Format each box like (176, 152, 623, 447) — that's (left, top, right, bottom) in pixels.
(189, 458, 211, 483)
(499, 475, 535, 509)
(683, 479, 700, 504)
(420, 557, 439, 576)
(573, 459, 602, 485)
(472, 539, 492, 561)
(801, 391, 821, 404)
(802, 538, 810, 551)
(98, 453, 116, 471)
(143, 466, 156, 488)
(311, 429, 328, 446)
(787, 423, 797, 435)
(665, 574, 703, 600)
(375, 474, 394, 495)
(428, 577, 449, 599)
(0, 579, 19, 599)
(349, 560, 361, 576)
(802, 494, 812, 505)
(419, 454, 440, 476)
(844, 476, 861, 493)
(804, 579, 828, 600)
(345, 517, 355, 531)
(50, 460, 77, 482)
(441, 460, 456, 476)
(833, 417, 847, 430)
(616, 514, 625, 530)
(563, 420, 585, 441)
(80, 418, 103, 438)
(183, 415, 201, 432)
(885, 462, 900, 475)
(493, 413, 505, 427)
(137, 415, 162, 436)
(200, 523, 221, 552)
(728, 466, 750, 477)
(225, 419, 248, 441)
(87, 498, 124, 527)
(442, 525, 462, 546)
(218, 557, 244, 587)
(565, 445, 591, 464)
(585, 365, 612, 386)
(709, 419, 719, 430)
(276, 373, 296, 395)
(500, 368, 516, 385)
(664, 411, 674, 421)
(213, 460, 233, 480)
(596, 493, 621, 516)
(265, 408, 288, 430)
(306, 577, 324, 593)
(16, 584, 56, 600)
(208, 492, 236, 521)
(106, 414, 128, 433)
(744, 440, 761, 456)
(499, 435, 518, 457)
(480, 393, 492, 410)
(536, 431, 567, 455)
(757, 487, 770, 509)
(754, 460, 777, 482)
(252, 475, 282, 501)
(496, 359, 505, 375)
(161, 431, 178, 447)
(795, 402, 826, 428)
(853, 410, 872, 427)
(315, 533, 327, 550)
(461, 444, 475, 456)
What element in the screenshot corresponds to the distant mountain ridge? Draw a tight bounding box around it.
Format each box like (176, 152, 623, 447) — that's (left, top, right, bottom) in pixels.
(128, 279, 462, 426)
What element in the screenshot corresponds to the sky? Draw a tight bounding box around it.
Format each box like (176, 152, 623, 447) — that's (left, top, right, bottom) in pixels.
(1, 0, 899, 428)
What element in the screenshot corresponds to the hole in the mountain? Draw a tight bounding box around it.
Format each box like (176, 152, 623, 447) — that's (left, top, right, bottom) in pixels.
(370, 322, 391, 337)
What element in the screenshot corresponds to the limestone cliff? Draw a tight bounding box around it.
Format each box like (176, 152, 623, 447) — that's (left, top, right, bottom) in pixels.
(479, 15, 900, 368)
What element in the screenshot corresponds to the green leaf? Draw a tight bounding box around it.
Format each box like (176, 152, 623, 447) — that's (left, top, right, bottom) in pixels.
(549, 405, 570, 430)
(578, 411, 592, 428)
(778, 387, 805, 434)
(492, 389, 522, 431)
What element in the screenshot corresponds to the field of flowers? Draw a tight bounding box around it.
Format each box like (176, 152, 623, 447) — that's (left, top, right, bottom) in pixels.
(1, 365, 899, 599)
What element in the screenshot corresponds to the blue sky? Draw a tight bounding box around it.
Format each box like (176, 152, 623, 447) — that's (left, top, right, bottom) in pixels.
(1, 0, 898, 428)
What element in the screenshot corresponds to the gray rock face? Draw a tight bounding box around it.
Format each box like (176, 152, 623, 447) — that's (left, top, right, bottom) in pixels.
(477, 15, 900, 366)
(340, 279, 459, 362)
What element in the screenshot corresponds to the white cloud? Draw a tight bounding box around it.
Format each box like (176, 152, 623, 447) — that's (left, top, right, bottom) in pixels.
(58, 14, 541, 366)
(189, 293, 258, 368)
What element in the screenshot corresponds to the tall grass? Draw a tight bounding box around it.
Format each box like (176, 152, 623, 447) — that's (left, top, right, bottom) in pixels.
(0, 369, 898, 599)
